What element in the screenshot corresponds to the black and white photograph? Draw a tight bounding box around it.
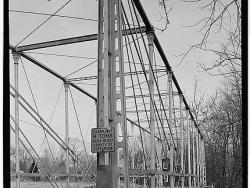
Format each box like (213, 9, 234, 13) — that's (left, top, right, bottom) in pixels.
(6, 0, 244, 187)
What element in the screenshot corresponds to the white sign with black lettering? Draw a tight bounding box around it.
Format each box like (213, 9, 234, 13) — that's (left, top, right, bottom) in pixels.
(91, 128, 115, 153)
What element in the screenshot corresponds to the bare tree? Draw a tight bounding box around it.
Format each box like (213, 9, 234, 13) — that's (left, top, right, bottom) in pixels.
(185, 66, 241, 188)
(41, 147, 56, 173)
(192, 73, 242, 188)
(158, 1, 242, 187)
(157, 0, 172, 31)
(159, 0, 241, 75)
(10, 145, 33, 173)
(68, 137, 88, 171)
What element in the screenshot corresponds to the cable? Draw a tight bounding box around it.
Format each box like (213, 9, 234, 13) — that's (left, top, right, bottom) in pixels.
(18, 118, 65, 138)
(127, 0, 164, 154)
(123, 4, 168, 174)
(62, 34, 146, 79)
(19, 119, 44, 129)
(69, 87, 89, 164)
(172, 93, 179, 146)
(84, 105, 95, 145)
(15, 0, 72, 47)
(26, 52, 97, 60)
(123, 16, 150, 133)
(9, 87, 96, 178)
(20, 57, 56, 173)
(43, 84, 64, 172)
(123, 12, 163, 171)
(60, 35, 146, 80)
(125, 72, 167, 89)
(125, 3, 169, 151)
(9, 9, 98, 22)
(153, 49, 165, 145)
(122, 2, 170, 149)
(64, 59, 97, 78)
(10, 117, 59, 188)
(123, 19, 147, 169)
(129, 0, 176, 149)
(124, 24, 164, 150)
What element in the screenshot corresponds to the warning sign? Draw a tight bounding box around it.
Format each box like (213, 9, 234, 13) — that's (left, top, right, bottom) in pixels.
(91, 128, 115, 153)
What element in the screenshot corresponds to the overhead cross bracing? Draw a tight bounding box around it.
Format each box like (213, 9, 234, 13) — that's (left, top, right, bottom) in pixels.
(9, 0, 206, 188)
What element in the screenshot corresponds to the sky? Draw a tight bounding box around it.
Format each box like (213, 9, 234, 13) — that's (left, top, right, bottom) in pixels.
(8, 0, 225, 158)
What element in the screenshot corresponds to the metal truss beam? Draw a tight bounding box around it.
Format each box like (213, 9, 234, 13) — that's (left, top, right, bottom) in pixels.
(69, 68, 166, 81)
(126, 107, 180, 113)
(10, 44, 160, 142)
(132, 0, 203, 138)
(10, 44, 96, 101)
(11, 171, 202, 178)
(118, 168, 199, 177)
(15, 26, 147, 52)
(11, 173, 96, 178)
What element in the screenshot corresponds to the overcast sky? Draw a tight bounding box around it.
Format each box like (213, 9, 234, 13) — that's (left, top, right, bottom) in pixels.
(9, 0, 224, 156)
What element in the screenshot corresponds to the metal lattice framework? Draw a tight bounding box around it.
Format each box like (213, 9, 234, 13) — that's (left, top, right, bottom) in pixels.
(9, 0, 207, 188)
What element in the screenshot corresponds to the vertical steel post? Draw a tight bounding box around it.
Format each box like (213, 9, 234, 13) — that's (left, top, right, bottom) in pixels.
(147, 33, 155, 188)
(13, 52, 20, 188)
(97, 0, 127, 187)
(64, 81, 70, 188)
(203, 140, 206, 187)
(131, 123, 136, 188)
(132, 156, 135, 188)
(97, 0, 108, 171)
(200, 140, 204, 187)
(179, 95, 184, 188)
(97, 0, 116, 186)
(157, 140, 163, 187)
(200, 137, 202, 188)
(200, 138, 202, 188)
(118, 1, 129, 186)
(192, 123, 196, 187)
(186, 111, 191, 188)
(196, 133, 200, 188)
(143, 130, 147, 188)
(168, 72, 174, 188)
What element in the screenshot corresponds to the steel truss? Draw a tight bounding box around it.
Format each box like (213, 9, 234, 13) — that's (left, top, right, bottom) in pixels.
(9, 0, 207, 187)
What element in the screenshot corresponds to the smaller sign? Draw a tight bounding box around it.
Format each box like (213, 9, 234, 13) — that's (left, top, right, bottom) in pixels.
(91, 128, 115, 153)
(162, 158, 170, 171)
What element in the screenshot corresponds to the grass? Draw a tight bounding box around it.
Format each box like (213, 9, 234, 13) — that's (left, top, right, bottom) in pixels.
(11, 181, 189, 188)
(11, 181, 95, 188)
